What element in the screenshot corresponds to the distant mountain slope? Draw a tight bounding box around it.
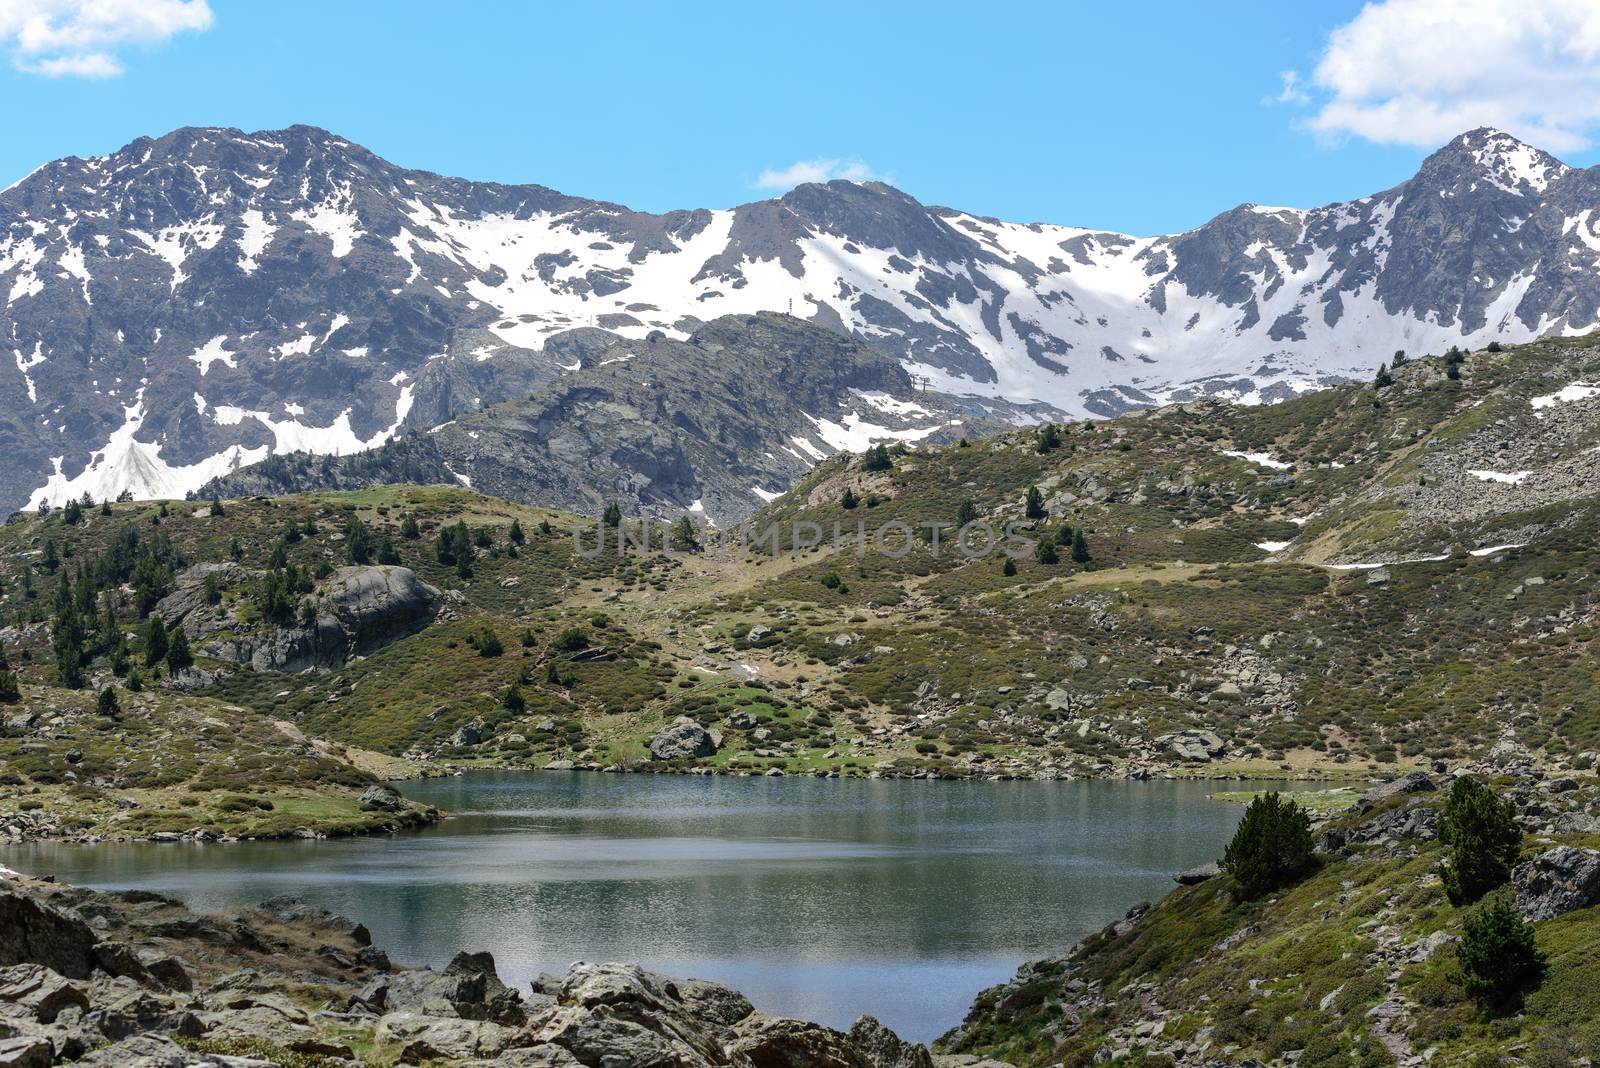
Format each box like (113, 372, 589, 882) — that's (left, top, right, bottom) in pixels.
(197, 313, 996, 525)
(5, 124, 1600, 512)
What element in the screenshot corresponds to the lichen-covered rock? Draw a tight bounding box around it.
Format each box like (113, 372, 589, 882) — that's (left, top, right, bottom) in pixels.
(649, 717, 719, 761)
(359, 783, 404, 812)
(1513, 845, 1600, 920)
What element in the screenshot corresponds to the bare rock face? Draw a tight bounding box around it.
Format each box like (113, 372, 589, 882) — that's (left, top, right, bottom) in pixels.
(322, 565, 440, 655)
(1513, 845, 1600, 920)
(0, 887, 98, 979)
(157, 563, 438, 672)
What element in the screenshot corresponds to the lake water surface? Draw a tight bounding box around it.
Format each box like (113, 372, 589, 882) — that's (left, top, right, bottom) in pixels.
(7, 772, 1297, 1042)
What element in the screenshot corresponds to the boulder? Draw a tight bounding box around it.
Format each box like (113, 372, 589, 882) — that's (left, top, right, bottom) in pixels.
(1158, 730, 1225, 762)
(1361, 771, 1435, 804)
(376, 1011, 519, 1061)
(1513, 846, 1600, 921)
(359, 783, 404, 812)
(648, 717, 719, 761)
(0, 887, 98, 979)
(1174, 862, 1220, 885)
(848, 1016, 934, 1068)
(451, 722, 485, 748)
(325, 565, 440, 654)
(0, 1037, 55, 1068)
(0, 964, 89, 1022)
(730, 1014, 871, 1067)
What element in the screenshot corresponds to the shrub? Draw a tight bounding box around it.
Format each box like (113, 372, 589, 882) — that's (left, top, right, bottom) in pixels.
(1456, 890, 1545, 1009)
(1220, 792, 1315, 900)
(552, 628, 588, 653)
(477, 629, 504, 658)
(1440, 776, 1521, 905)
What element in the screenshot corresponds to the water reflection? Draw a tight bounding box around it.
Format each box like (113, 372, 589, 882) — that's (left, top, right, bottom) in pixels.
(5, 772, 1302, 1041)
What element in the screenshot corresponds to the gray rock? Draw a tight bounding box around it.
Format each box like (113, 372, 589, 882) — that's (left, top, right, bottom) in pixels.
(323, 565, 440, 654)
(1362, 771, 1435, 803)
(0, 888, 98, 979)
(359, 783, 404, 812)
(848, 1015, 934, 1068)
(0, 1037, 52, 1068)
(1158, 730, 1225, 762)
(0, 964, 89, 1022)
(648, 717, 719, 761)
(1513, 846, 1600, 920)
(1174, 861, 1220, 885)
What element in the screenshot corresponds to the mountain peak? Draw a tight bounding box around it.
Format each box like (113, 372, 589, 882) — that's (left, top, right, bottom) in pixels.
(1422, 127, 1571, 195)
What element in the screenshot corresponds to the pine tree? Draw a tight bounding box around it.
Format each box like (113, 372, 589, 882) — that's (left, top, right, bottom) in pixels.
(209, 496, 226, 517)
(1002, 557, 1017, 577)
(165, 626, 193, 674)
(400, 513, 422, 540)
(377, 536, 401, 565)
(1220, 792, 1315, 900)
(1024, 486, 1046, 520)
(502, 684, 526, 713)
(0, 663, 19, 703)
(1070, 528, 1091, 564)
(956, 499, 978, 527)
(1034, 424, 1062, 453)
(1440, 777, 1522, 905)
(602, 502, 622, 528)
(841, 488, 859, 510)
(861, 444, 893, 472)
(1456, 890, 1545, 1008)
(1373, 362, 1393, 388)
(672, 515, 698, 550)
(143, 615, 168, 667)
(509, 519, 525, 544)
(97, 685, 121, 719)
(1034, 536, 1058, 565)
(52, 576, 85, 689)
(344, 515, 375, 564)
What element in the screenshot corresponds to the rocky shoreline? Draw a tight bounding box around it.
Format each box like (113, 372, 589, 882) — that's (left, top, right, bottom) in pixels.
(0, 868, 993, 1067)
(0, 784, 436, 849)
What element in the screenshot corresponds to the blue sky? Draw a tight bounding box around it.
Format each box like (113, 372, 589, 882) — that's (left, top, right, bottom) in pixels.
(4, 0, 1599, 235)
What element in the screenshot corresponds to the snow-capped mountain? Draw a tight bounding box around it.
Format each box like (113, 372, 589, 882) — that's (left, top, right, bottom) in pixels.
(2, 124, 1597, 512)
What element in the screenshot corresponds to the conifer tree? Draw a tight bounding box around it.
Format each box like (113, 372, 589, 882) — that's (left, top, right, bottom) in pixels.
(1440, 777, 1522, 905)
(1024, 486, 1046, 520)
(143, 615, 169, 667)
(1070, 529, 1091, 564)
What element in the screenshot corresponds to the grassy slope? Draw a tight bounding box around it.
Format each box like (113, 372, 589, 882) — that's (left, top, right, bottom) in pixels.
(1, 341, 1599, 787)
(937, 785, 1600, 1068)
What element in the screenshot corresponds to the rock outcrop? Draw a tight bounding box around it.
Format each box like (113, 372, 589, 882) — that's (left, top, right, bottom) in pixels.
(157, 563, 438, 672)
(1513, 846, 1600, 921)
(0, 872, 933, 1067)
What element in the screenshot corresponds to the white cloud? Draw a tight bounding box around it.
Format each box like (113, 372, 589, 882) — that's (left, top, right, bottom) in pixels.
(1291, 0, 1600, 152)
(1273, 70, 1308, 106)
(755, 157, 881, 191)
(0, 0, 213, 78)
(1292, 0, 1600, 151)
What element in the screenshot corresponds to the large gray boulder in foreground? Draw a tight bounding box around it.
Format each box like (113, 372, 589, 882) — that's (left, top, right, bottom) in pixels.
(1514, 846, 1600, 920)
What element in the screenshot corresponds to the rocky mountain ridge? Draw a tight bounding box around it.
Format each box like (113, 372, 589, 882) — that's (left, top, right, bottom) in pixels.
(6, 124, 1600, 513)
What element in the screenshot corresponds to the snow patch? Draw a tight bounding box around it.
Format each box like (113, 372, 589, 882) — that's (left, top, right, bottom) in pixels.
(1467, 469, 1530, 485)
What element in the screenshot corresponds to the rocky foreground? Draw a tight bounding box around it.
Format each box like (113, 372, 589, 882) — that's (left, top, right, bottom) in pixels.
(0, 867, 997, 1067)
